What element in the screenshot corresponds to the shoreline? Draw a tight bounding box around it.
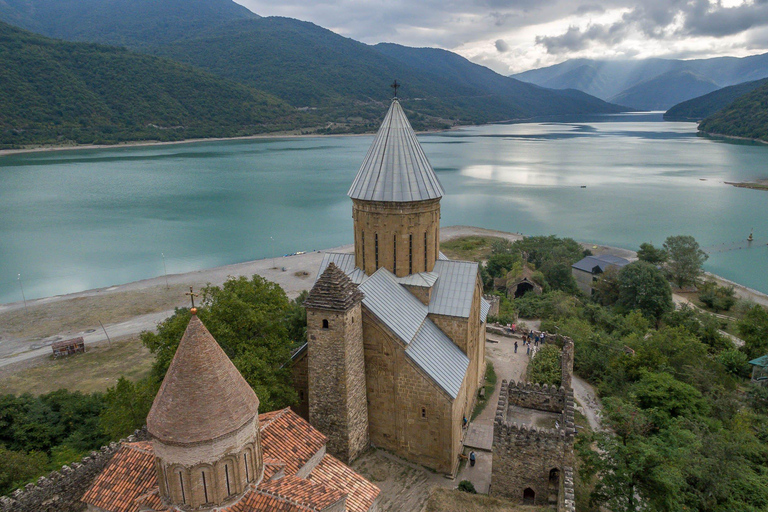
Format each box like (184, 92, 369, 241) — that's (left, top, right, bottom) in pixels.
(700, 131, 768, 145)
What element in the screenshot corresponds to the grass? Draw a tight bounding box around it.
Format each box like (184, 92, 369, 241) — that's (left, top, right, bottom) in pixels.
(471, 361, 498, 421)
(0, 336, 153, 395)
(441, 236, 508, 262)
(0, 283, 196, 342)
(425, 488, 554, 512)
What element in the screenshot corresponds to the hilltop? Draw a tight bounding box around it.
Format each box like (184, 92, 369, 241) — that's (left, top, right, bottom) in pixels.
(698, 81, 768, 142)
(664, 78, 768, 121)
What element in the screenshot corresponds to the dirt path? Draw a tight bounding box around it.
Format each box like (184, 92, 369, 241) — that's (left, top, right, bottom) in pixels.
(572, 376, 603, 432)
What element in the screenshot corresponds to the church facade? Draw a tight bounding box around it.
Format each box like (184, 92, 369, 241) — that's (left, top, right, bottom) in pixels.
(293, 98, 490, 475)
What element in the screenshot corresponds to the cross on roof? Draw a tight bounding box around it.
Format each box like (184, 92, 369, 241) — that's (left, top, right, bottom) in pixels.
(391, 79, 400, 98)
(185, 286, 199, 310)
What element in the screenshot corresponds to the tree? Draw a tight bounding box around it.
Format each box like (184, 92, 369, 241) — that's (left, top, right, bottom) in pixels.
(698, 280, 736, 311)
(100, 377, 159, 440)
(141, 275, 299, 411)
(592, 266, 621, 306)
(485, 252, 521, 279)
(0, 447, 48, 495)
(738, 304, 768, 359)
(663, 235, 708, 289)
(617, 261, 673, 321)
(637, 243, 668, 264)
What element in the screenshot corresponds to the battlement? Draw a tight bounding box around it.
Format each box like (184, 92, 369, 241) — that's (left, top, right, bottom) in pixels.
(0, 428, 148, 512)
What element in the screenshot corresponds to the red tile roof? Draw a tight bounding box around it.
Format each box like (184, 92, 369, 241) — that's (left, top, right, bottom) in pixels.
(82, 409, 378, 512)
(260, 408, 327, 475)
(309, 455, 380, 512)
(81, 442, 156, 512)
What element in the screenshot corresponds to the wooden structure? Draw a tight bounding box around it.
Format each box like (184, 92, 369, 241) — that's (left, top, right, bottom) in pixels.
(51, 337, 85, 357)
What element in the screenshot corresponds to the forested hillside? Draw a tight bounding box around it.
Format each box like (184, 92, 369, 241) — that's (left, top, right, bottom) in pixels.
(0, 22, 306, 148)
(698, 82, 768, 142)
(0, 0, 257, 48)
(609, 70, 719, 112)
(665, 78, 768, 121)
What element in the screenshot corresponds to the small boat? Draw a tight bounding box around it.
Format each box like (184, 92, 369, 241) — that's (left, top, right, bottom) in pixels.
(748, 228, 754, 242)
(580, 185, 587, 188)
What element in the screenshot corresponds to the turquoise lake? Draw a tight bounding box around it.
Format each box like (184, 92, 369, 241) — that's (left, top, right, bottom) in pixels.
(1, 112, 767, 304)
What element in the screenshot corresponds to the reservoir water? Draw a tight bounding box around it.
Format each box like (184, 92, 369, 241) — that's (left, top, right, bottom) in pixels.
(1, 112, 767, 304)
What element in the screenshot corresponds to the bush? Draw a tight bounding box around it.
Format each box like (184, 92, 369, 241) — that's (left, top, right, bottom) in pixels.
(717, 349, 750, 378)
(698, 280, 737, 311)
(528, 344, 562, 386)
(458, 480, 477, 493)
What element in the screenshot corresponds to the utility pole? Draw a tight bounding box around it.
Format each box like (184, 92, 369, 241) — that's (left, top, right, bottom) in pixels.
(17, 273, 27, 314)
(270, 236, 276, 269)
(99, 320, 112, 349)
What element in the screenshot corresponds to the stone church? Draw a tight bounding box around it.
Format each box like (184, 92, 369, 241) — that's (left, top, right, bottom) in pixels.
(81, 312, 380, 512)
(293, 98, 490, 475)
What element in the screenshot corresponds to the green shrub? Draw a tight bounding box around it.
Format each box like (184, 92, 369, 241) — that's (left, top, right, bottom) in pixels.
(528, 344, 562, 386)
(458, 480, 477, 493)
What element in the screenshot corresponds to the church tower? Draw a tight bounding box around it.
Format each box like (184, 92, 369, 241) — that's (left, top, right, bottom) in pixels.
(304, 263, 369, 463)
(146, 312, 263, 510)
(348, 98, 444, 277)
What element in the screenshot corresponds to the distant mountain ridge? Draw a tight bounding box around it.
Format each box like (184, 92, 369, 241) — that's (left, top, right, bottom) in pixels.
(513, 54, 768, 110)
(664, 78, 768, 121)
(0, 21, 303, 148)
(0, 0, 627, 142)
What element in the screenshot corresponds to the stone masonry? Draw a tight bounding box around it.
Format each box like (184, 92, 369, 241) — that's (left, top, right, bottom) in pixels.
(491, 335, 576, 509)
(0, 429, 148, 512)
(305, 263, 369, 464)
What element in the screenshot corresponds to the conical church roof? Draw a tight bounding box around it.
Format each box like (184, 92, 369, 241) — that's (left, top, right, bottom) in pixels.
(147, 314, 259, 445)
(348, 98, 444, 202)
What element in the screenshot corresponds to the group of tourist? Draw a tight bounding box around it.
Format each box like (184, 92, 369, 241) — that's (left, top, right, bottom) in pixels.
(513, 330, 545, 356)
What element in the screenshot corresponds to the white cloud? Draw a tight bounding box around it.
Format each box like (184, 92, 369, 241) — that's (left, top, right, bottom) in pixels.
(233, 0, 768, 73)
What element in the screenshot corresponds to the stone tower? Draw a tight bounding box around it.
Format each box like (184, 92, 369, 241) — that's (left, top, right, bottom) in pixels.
(348, 98, 445, 277)
(304, 263, 369, 463)
(146, 313, 263, 510)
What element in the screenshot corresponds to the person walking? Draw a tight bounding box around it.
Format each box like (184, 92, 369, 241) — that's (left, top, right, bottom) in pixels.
(514, 340, 518, 353)
(469, 451, 476, 467)
(526, 342, 530, 355)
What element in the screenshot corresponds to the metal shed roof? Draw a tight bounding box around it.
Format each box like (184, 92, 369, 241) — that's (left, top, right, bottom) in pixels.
(429, 260, 479, 318)
(406, 320, 469, 399)
(358, 267, 428, 345)
(348, 99, 444, 203)
(749, 355, 768, 367)
(316, 252, 366, 284)
(572, 255, 630, 273)
(480, 298, 491, 323)
(396, 271, 439, 288)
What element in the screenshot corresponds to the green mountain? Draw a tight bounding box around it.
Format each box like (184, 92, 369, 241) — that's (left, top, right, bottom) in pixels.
(664, 78, 768, 121)
(0, 0, 626, 132)
(0, 21, 303, 148)
(698, 81, 768, 142)
(0, 0, 257, 48)
(513, 54, 768, 110)
(150, 17, 625, 125)
(608, 70, 720, 111)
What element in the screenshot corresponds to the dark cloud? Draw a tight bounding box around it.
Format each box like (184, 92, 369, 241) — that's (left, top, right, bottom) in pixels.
(574, 4, 605, 15)
(683, 0, 768, 37)
(495, 39, 511, 52)
(536, 22, 628, 53)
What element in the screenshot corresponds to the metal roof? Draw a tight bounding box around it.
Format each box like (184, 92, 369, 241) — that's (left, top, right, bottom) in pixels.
(358, 267, 428, 345)
(348, 99, 444, 203)
(480, 298, 491, 323)
(316, 252, 366, 284)
(406, 320, 469, 398)
(749, 355, 768, 367)
(438, 251, 449, 261)
(572, 255, 630, 273)
(396, 271, 439, 288)
(429, 260, 479, 318)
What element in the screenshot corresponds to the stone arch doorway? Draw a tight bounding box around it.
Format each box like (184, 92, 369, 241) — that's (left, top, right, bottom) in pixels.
(523, 487, 535, 504)
(549, 468, 560, 488)
(514, 281, 534, 298)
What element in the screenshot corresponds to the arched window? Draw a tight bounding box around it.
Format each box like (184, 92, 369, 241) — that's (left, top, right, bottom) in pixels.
(424, 232, 427, 268)
(178, 471, 186, 504)
(549, 468, 560, 488)
(421, 407, 427, 419)
(361, 231, 365, 269)
(322, 319, 329, 329)
(224, 463, 232, 496)
(393, 234, 397, 273)
(409, 234, 413, 274)
(375, 234, 379, 268)
(244, 453, 250, 482)
(523, 488, 535, 504)
(201, 470, 209, 503)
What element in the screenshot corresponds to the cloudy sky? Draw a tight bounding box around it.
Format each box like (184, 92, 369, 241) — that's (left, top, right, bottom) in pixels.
(234, 0, 768, 74)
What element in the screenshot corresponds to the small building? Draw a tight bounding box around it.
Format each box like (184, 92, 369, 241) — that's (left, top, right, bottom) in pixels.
(504, 267, 544, 299)
(571, 255, 629, 296)
(749, 355, 768, 385)
(52, 337, 85, 357)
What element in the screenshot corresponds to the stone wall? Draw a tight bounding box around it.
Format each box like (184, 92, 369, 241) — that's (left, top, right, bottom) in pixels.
(290, 347, 309, 421)
(0, 429, 148, 512)
(483, 294, 500, 317)
(491, 376, 576, 506)
(506, 380, 566, 413)
(558, 466, 576, 512)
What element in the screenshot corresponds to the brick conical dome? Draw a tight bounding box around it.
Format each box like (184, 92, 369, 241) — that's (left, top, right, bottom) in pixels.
(304, 262, 364, 311)
(147, 314, 259, 445)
